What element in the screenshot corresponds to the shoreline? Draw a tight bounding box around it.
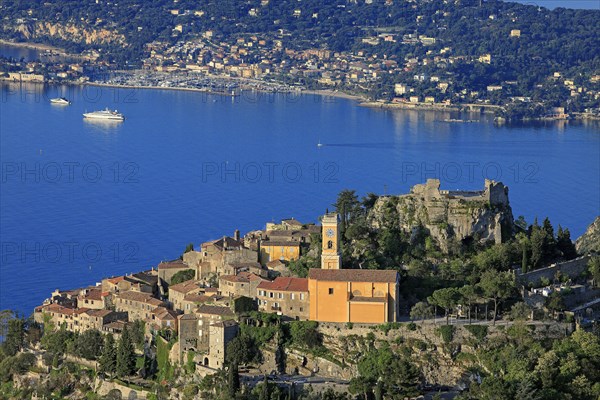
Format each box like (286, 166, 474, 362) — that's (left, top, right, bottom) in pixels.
(85, 80, 368, 102)
(0, 39, 87, 59)
(4, 79, 598, 123)
(0, 39, 66, 54)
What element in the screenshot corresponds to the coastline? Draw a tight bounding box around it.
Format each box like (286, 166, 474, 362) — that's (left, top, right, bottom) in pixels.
(0, 39, 66, 54)
(0, 39, 87, 59)
(85, 80, 369, 102)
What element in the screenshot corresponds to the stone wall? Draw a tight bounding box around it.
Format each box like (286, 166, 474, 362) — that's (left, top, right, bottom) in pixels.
(94, 378, 150, 399)
(517, 256, 591, 287)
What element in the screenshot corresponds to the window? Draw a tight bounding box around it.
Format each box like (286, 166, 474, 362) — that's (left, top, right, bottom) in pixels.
(300, 307, 303, 312)
(291, 293, 295, 300)
(278, 293, 283, 299)
(269, 292, 274, 298)
(328, 288, 334, 295)
(300, 293, 305, 300)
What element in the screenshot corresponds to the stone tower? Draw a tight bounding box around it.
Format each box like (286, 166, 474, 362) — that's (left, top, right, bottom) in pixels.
(321, 213, 341, 270)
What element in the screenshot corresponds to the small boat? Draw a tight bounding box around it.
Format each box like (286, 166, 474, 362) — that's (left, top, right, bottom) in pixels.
(83, 108, 125, 121)
(317, 140, 324, 147)
(50, 97, 71, 105)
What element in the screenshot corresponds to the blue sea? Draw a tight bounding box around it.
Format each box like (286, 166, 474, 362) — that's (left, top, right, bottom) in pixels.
(0, 62, 599, 316)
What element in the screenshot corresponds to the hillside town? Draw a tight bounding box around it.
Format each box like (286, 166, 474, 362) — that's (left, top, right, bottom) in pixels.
(22, 180, 600, 398)
(33, 211, 403, 373)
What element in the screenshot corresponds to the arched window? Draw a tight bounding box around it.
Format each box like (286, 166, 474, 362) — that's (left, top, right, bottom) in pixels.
(327, 240, 333, 249)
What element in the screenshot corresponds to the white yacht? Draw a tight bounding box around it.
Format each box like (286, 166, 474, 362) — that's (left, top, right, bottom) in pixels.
(83, 108, 125, 121)
(50, 97, 71, 105)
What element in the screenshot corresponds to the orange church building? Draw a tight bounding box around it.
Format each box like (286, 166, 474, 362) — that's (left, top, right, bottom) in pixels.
(307, 269, 400, 324)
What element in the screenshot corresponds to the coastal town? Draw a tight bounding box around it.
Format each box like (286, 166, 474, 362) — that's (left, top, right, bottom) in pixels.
(1, 0, 599, 121)
(8, 180, 597, 399)
(1, 1, 599, 398)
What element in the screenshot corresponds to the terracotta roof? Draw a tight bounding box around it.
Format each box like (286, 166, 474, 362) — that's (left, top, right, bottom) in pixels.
(308, 269, 398, 283)
(196, 304, 234, 316)
(85, 309, 113, 317)
(169, 280, 202, 294)
(205, 236, 244, 251)
(158, 260, 189, 270)
(116, 290, 164, 306)
(257, 277, 308, 292)
(153, 306, 179, 320)
(178, 313, 197, 321)
(80, 288, 102, 301)
(183, 294, 213, 303)
(106, 276, 125, 284)
(220, 272, 263, 283)
(104, 321, 126, 330)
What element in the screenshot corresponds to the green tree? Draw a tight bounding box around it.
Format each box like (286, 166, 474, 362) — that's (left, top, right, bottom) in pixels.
(116, 325, 136, 377)
(170, 269, 196, 285)
(227, 363, 240, 398)
(510, 302, 531, 321)
(289, 321, 322, 349)
(428, 287, 460, 325)
(589, 256, 600, 287)
(530, 221, 546, 269)
(478, 270, 515, 325)
(2, 315, 25, 356)
(130, 320, 146, 348)
(556, 226, 577, 260)
(75, 329, 103, 360)
(545, 292, 565, 317)
(99, 333, 117, 376)
(258, 375, 270, 400)
(335, 189, 361, 235)
(410, 301, 433, 324)
(226, 334, 258, 365)
(459, 284, 480, 324)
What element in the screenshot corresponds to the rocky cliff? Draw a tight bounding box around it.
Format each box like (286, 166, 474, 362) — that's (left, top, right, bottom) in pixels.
(11, 22, 125, 46)
(576, 217, 600, 255)
(369, 179, 514, 252)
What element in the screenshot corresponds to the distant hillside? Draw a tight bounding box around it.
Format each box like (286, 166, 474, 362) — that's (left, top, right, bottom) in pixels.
(1, 0, 599, 72)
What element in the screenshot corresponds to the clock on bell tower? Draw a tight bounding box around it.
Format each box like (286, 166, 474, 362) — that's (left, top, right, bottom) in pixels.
(321, 213, 341, 270)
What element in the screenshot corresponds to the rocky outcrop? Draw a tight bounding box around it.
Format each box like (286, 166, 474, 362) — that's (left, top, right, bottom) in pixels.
(369, 179, 514, 252)
(576, 217, 600, 255)
(12, 22, 125, 46)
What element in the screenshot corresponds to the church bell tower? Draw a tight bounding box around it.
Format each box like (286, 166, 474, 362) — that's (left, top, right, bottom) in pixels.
(321, 213, 341, 270)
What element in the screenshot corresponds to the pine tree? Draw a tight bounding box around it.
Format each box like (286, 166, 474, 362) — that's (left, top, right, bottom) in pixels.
(557, 226, 577, 260)
(99, 333, 117, 376)
(116, 325, 136, 377)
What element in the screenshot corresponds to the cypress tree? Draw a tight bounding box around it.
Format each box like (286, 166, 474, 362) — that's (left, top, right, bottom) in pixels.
(259, 375, 270, 400)
(116, 325, 136, 377)
(99, 333, 117, 375)
(227, 362, 240, 398)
